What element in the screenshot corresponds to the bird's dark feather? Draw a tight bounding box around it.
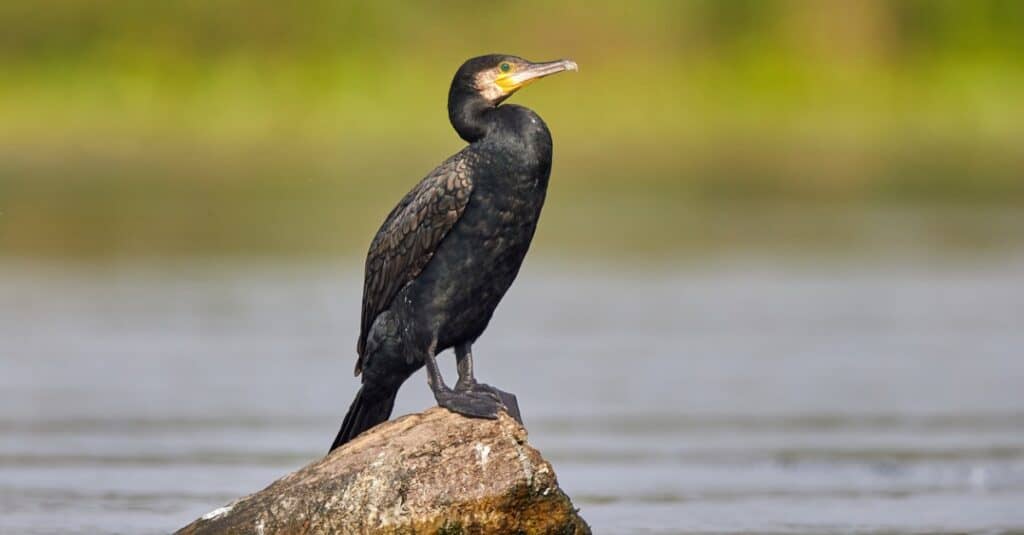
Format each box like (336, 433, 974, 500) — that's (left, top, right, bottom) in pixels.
(354, 154, 474, 374)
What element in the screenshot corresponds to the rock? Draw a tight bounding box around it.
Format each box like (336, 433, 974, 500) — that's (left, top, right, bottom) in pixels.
(176, 407, 590, 535)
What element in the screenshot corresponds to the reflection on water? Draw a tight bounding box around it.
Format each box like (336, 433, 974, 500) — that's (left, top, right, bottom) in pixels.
(2, 255, 1023, 534)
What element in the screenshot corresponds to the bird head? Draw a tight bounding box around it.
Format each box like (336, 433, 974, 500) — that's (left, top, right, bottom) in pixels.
(452, 54, 578, 106)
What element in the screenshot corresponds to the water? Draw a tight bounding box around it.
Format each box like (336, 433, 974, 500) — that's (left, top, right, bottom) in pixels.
(2, 255, 1023, 534)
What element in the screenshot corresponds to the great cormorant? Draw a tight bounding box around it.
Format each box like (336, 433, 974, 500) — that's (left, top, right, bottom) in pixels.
(330, 54, 577, 452)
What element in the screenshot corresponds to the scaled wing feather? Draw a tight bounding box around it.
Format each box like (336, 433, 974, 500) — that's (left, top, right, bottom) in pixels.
(355, 156, 474, 375)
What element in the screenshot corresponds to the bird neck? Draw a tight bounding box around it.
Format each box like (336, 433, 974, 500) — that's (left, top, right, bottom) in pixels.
(448, 93, 551, 157)
(448, 90, 494, 143)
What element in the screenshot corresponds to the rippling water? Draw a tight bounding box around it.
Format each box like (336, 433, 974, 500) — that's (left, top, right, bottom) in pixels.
(2, 256, 1023, 534)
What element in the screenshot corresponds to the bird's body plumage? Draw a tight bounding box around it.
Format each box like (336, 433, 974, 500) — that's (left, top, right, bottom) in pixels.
(330, 55, 572, 451)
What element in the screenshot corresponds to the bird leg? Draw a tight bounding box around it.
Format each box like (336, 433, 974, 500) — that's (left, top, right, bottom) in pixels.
(454, 343, 522, 424)
(424, 343, 501, 420)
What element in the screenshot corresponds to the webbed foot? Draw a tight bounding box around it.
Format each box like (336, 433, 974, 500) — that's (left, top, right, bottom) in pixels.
(434, 387, 502, 420)
(455, 382, 522, 425)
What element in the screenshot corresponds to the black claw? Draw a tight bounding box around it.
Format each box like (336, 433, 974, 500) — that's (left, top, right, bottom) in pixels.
(435, 389, 501, 420)
(495, 389, 523, 425)
(455, 383, 523, 425)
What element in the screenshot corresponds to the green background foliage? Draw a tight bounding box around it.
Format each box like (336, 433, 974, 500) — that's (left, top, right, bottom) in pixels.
(2, 1, 1022, 258)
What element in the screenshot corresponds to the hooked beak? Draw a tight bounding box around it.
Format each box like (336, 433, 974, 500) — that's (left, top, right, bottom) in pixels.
(497, 59, 578, 93)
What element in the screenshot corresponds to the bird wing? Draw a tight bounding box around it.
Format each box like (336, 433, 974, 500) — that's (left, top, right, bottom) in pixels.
(354, 154, 474, 375)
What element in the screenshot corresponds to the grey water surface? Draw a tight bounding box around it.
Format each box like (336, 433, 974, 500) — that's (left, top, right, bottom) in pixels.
(2, 255, 1023, 534)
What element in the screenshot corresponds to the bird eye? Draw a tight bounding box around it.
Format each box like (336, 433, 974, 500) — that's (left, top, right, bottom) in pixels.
(499, 62, 511, 73)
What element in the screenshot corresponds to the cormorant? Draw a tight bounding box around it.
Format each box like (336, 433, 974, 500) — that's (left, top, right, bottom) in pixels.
(329, 54, 577, 451)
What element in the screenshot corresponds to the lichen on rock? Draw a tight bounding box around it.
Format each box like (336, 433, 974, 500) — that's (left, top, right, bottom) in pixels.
(176, 408, 590, 535)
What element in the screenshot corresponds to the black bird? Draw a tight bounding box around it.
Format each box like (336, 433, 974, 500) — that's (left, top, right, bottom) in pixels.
(329, 54, 577, 451)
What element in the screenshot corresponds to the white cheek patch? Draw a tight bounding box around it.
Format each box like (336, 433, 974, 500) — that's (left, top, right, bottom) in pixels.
(474, 71, 506, 102)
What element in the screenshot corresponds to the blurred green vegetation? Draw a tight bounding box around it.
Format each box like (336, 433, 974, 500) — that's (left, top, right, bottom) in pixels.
(1, 0, 1023, 259)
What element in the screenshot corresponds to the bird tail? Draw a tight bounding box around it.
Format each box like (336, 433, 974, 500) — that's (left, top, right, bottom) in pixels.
(329, 384, 398, 452)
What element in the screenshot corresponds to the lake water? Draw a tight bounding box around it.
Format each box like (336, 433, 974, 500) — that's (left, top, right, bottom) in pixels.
(2, 255, 1023, 534)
